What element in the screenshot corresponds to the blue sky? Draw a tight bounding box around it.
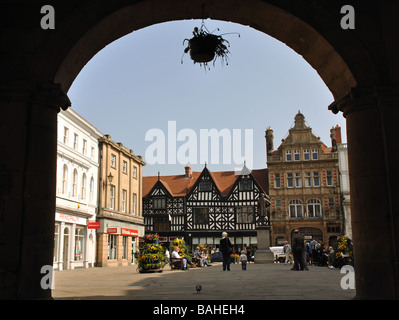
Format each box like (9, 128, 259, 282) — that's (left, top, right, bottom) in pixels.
(68, 19, 346, 177)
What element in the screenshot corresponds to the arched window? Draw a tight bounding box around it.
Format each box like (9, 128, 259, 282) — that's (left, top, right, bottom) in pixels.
(81, 173, 86, 200)
(89, 177, 94, 203)
(62, 164, 68, 195)
(307, 199, 321, 217)
(72, 169, 78, 198)
(289, 200, 303, 218)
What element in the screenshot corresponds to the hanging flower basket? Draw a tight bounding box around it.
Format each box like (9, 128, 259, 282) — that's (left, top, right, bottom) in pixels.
(182, 22, 239, 69)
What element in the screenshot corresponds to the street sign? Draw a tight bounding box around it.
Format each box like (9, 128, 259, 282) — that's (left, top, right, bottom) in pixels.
(88, 222, 100, 229)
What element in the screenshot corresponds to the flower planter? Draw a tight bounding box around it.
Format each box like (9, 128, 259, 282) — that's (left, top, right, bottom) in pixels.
(138, 233, 165, 273)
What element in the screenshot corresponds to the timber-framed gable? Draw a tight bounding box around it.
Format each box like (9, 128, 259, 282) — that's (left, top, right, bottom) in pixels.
(142, 165, 269, 251)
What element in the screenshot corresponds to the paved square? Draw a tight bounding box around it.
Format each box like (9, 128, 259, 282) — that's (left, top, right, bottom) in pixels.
(52, 262, 356, 300)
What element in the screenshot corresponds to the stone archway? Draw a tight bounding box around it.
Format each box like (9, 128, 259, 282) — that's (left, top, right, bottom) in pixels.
(1, 0, 398, 299)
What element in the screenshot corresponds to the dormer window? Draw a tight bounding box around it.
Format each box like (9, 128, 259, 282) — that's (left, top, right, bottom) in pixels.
(286, 150, 292, 161)
(199, 181, 211, 191)
(154, 198, 166, 209)
(312, 148, 318, 160)
(239, 178, 253, 191)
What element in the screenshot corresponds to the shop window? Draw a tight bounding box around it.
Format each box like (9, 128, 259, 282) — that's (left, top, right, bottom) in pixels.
(122, 236, 128, 260)
(54, 224, 59, 263)
(108, 235, 118, 260)
(74, 228, 84, 261)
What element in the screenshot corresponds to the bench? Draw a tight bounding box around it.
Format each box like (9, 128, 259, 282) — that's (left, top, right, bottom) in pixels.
(170, 257, 184, 270)
(192, 256, 202, 267)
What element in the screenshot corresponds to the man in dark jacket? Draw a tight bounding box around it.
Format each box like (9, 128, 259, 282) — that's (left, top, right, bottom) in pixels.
(220, 232, 233, 271)
(291, 229, 305, 270)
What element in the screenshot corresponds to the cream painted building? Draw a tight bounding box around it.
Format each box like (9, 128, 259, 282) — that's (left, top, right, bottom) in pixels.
(96, 135, 146, 267)
(55, 109, 102, 270)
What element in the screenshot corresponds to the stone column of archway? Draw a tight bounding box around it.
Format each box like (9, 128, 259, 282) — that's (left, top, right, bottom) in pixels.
(330, 86, 399, 299)
(0, 82, 70, 299)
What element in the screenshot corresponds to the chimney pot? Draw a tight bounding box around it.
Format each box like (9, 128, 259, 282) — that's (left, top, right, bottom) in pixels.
(185, 165, 191, 178)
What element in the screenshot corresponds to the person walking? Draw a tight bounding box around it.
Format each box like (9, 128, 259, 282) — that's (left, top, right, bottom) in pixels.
(239, 250, 248, 270)
(164, 248, 170, 266)
(220, 232, 233, 271)
(283, 240, 292, 264)
(245, 245, 252, 263)
(310, 237, 319, 265)
(291, 229, 305, 270)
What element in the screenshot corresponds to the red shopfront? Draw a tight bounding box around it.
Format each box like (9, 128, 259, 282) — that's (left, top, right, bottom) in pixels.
(97, 226, 139, 267)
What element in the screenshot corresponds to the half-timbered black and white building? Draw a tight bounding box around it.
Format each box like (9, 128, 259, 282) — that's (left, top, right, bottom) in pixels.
(142, 165, 270, 253)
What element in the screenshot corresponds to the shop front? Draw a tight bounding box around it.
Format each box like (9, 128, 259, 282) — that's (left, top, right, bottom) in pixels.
(96, 218, 144, 267)
(53, 212, 96, 270)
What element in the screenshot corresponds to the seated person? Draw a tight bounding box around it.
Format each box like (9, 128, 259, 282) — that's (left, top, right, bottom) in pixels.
(171, 247, 193, 269)
(200, 250, 211, 266)
(193, 247, 202, 266)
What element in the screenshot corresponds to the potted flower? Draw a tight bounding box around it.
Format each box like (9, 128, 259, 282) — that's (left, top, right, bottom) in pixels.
(333, 236, 354, 268)
(230, 253, 239, 264)
(138, 233, 165, 273)
(182, 21, 239, 68)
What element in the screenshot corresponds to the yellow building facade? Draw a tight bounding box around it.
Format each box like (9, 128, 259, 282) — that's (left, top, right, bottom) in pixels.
(96, 135, 146, 267)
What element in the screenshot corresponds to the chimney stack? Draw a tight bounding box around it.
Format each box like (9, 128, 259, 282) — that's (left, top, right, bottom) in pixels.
(265, 127, 274, 157)
(185, 165, 191, 179)
(330, 125, 342, 151)
(334, 125, 342, 144)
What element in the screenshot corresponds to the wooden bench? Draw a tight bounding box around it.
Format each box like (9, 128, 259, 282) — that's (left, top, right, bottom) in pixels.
(170, 257, 184, 270)
(192, 256, 204, 267)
